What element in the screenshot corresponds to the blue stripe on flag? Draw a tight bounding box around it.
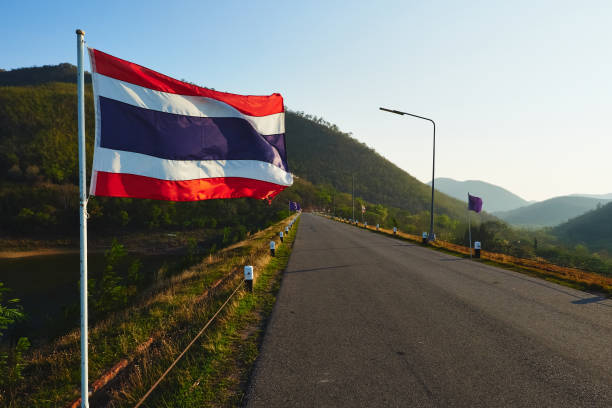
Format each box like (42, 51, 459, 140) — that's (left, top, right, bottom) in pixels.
(98, 97, 288, 170)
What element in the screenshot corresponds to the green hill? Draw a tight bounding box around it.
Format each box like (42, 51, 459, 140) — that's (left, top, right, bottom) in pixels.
(428, 177, 529, 212)
(494, 196, 610, 228)
(285, 112, 467, 219)
(0, 63, 469, 230)
(4, 65, 612, 283)
(0, 63, 91, 87)
(553, 202, 612, 251)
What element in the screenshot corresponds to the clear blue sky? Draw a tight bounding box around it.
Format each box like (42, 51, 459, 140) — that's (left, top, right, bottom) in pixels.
(2, 0, 611, 201)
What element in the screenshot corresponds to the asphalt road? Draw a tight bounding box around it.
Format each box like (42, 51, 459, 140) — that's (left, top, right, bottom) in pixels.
(245, 213, 612, 407)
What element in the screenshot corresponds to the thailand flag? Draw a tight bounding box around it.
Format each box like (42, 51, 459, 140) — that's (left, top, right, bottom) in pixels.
(87, 49, 292, 201)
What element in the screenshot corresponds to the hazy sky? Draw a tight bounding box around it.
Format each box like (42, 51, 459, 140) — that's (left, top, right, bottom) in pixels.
(2, 0, 611, 201)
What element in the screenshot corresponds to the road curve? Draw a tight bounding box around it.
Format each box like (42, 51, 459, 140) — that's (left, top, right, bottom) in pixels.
(245, 213, 612, 407)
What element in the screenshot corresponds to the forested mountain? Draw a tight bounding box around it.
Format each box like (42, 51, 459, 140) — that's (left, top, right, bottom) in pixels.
(428, 177, 529, 212)
(553, 202, 612, 252)
(0, 63, 91, 86)
(0, 63, 469, 236)
(3, 64, 612, 279)
(0, 66, 313, 243)
(285, 113, 467, 219)
(494, 196, 610, 228)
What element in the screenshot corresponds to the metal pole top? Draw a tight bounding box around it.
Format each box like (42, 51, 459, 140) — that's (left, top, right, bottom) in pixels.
(76, 29, 85, 35)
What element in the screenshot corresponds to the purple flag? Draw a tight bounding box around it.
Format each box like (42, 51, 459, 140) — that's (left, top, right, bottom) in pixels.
(289, 201, 298, 211)
(468, 193, 483, 213)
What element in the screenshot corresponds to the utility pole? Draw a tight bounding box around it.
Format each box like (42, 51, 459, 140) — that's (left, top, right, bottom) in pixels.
(352, 174, 355, 221)
(332, 191, 335, 217)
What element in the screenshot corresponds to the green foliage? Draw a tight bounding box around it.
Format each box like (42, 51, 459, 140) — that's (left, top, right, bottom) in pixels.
(0, 283, 24, 338)
(0, 63, 91, 86)
(0, 82, 95, 183)
(0, 282, 30, 402)
(185, 237, 199, 266)
(285, 110, 468, 219)
(554, 201, 612, 252)
(2, 63, 612, 280)
(88, 239, 140, 317)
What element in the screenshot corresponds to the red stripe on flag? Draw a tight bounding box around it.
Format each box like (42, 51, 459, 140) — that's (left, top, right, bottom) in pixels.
(94, 172, 287, 201)
(89, 48, 284, 117)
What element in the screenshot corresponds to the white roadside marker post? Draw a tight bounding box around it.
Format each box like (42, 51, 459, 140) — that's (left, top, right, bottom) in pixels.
(474, 241, 481, 258)
(280, 231, 284, 243)
(376, 224, 380, 231)
(270, 240, 276, 257)
(393, 227, 398, 235)
(244, 265, 254, 292)
(422, 232, 428, 244)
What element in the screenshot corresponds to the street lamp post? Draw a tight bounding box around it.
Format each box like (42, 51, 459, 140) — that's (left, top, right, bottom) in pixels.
(379, 107, 436, 243)
(352, 174, 355, 222)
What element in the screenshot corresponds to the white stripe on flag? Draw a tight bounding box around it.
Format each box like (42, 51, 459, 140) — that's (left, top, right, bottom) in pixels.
(93, 147, 294, 186)
(94, 73, 285, 136)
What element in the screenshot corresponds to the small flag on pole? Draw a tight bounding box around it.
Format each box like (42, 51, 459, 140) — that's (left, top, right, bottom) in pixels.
(289, 201, 298, 211)
(468, 193, 483, 213)
(87, 49, 292, 201)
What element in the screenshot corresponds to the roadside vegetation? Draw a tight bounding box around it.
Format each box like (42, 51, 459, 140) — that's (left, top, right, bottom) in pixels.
(2, 62, 612, 403)
(324, 189, 612, 279)
(332, 216, 612, 296)
(3, 64, 611, 280)
(2, 215, 298, 407)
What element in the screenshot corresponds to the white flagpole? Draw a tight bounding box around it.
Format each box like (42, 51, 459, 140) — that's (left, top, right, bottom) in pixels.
(468, 193, 472, 260)
(76, 29, 89, 408)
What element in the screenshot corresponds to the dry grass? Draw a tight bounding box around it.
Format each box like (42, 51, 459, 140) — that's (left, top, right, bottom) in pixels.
(336, 217, 612, 294)
(12, 216, 297, 408)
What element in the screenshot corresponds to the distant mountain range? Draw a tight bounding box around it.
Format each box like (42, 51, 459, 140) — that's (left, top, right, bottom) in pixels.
(494, 196, 611, 228)
(569, 193, 612, 200)
(428, 178, 530, 213)
(431, 177, 612, 229)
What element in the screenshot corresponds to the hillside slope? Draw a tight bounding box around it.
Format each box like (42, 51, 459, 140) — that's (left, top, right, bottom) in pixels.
(0, 63, 91, 86)
(428, 177, 529, 212)
(495, 196, 610, 228)
(553, 202, 612, 251)
(285, 113, 467, 218)
(0, 63, 469, 221)
(570, 193, 612, 200)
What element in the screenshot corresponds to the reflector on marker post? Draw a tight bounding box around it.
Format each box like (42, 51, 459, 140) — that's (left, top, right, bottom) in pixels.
(270, 240, 276, 256)
(474, 241, 481, 258)
(244, 265, 254, 292)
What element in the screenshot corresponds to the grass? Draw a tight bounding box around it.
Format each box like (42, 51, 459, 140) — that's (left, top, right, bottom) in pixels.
(109, 216, 299, 407)
(331, 216, 612, 297)
(7, 215, 299, 407)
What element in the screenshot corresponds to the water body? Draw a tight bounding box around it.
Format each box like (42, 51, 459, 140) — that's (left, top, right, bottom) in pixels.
(0, 252, 182, 345)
